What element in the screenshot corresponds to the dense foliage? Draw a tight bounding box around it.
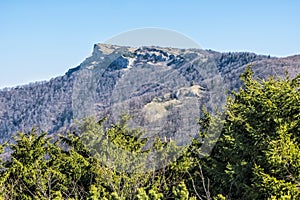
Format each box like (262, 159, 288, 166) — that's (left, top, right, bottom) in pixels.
(0, 68, 299, 199)
(200, 68, 300, 199)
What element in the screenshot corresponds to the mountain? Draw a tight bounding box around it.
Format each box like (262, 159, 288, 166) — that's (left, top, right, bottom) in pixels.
(0, 44, 299, 143)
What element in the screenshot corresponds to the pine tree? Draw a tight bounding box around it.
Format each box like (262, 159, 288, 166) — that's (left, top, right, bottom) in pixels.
(196, 68, 300, 199)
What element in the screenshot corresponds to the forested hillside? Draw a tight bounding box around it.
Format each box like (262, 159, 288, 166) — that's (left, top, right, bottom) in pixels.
(0, 69, 299, 199)
(1, 44, 300, 143)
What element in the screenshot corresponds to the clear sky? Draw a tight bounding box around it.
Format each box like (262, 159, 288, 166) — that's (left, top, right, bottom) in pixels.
(0, 0, 300, 88)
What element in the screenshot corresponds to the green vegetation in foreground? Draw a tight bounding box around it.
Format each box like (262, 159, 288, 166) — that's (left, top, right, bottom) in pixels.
(0, 68, 299, 199)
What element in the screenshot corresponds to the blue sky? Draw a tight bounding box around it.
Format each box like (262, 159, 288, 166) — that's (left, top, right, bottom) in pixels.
(0, 0, 300, 88)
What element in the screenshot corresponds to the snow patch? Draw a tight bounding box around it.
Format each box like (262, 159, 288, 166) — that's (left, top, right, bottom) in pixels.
(86, 65, 95, 70)
(127, 58, 135, 69)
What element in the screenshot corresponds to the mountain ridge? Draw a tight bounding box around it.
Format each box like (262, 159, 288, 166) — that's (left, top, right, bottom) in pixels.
(1, 44, 299, 91)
